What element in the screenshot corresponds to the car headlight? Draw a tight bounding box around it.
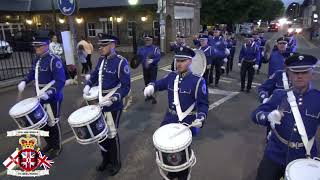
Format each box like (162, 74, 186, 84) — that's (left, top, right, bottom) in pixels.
(296, 28, 302, 33)
(288, 28, 294, 33)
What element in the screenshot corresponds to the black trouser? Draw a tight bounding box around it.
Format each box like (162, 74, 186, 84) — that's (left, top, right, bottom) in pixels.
(209, 58, 223, 85)
(240, 61, 255, 90)
(203, 65, 211, 85)
(81, 63, 88, 74)
(230, 47, 235, 71)
(226, 55, 231, 75)
(86, 54, 92, 71)
(40, 100, 62, 150)
(143, 66, 158, 86)
(98, 110, 122, 167)
(167, 168, 190, 180)
(256, 155, 285, 180)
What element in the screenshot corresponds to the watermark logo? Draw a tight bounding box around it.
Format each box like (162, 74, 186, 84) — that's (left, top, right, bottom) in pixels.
(2, 130, 54, 177)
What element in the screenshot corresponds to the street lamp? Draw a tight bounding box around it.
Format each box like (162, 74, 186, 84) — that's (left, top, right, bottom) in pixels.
(128, 0, 138, 5)
(116, 17, 123, 23)
(141, 16, 147, 22)
(75, 17, 83, 24)
(116, 17, 122, 43)
(58, 18, 65, 24)
(26, 19, 33, 25)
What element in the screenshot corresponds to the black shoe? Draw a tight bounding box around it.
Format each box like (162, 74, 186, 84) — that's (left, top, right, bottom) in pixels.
(214, 83, 219, 87)
(47, 148, 62, 159)
(256, 70, 260, 74)
(41, 145, 53, 153)
(246, 89, 251, 93)
(240, 88, 244, 92)
(107, 163, 121, 176)
(151, 98, 157, 104)
(96, 161, 110, 172)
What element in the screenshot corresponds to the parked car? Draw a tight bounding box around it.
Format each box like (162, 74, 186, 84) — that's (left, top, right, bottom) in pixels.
(268, 23, 279, 32)
(0, 40, 13, 58)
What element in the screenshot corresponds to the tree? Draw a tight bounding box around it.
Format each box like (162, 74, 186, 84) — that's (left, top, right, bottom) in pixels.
(200, 0, 284, 25)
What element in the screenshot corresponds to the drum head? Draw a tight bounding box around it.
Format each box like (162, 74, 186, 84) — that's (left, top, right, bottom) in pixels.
(286, 158, 320, 180)
(190, 49, 207, 76)
(153, 123, 192, 153)
(83, 86, 99, 100)
(68, 105, 101, 126)
(9, 98, 39, 117)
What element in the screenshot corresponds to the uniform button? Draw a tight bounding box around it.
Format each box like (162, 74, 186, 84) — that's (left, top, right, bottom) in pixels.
(298, 102, 302, 105)
(293, 128, 297, 132)
(299, 98, 303, 101)
(180, 78, 182, 81)
(103, 68, 106, 70)
(179, 81, 181, 83)
(294, 123, 297, 127)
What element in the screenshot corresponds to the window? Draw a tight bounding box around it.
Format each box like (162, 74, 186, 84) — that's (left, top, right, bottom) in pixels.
(87, 23, 96, 37)
(153, 21, 159, 37)
(175, 19, 192, 36)
(127, 21, 135, 37)
(106, 21, 113, 34)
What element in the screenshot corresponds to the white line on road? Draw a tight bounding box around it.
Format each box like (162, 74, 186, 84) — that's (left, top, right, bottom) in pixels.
(209, 92, 239, 111)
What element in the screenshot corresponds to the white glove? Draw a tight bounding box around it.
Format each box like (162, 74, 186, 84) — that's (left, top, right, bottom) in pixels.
(223, 58, 228, 63)
(254, 64, 259, 70)
(192, 117, 205, 128)
(238, 63, 241, 67)
(85, 74, 91, 81)
(144, 85, 154, 97)
(262, 51, 265, 56)
(39, 93, 49, 100)
(99, 99, 113, 107)
(147, 59, 153, 64)
(267, 110, 283, 128)
(225, 48, 230, 56)
(262, 98, 269, 104)
(18, 81, 26, 92)
(83, 85, 90, 95)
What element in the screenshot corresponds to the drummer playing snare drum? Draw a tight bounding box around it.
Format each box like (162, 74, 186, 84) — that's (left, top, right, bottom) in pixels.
(17, 37, 66, 159)
(144, 46, 209, 179)
(251, 54, 320, 180)
(83, 34, 130, 176)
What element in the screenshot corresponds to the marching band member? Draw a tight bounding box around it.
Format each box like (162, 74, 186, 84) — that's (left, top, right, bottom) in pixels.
(252, 54, 320, 180)
(238, 35, 260, 93)
(137, 34, 161, 104)
(268, 37, 291, 77)
(144, 46, 208, 179)
(198, 34, 215, 85)
(83, 34, 130, 175)
(18, 37, 66, 159)
(170, 34, 187, 71)
(257, 32, 267, 74)
(209, 28, 228, 87)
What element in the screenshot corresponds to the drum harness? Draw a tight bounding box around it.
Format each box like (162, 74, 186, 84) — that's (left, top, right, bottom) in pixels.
(270, 72, 315, 158)
(98, 57, 124, 139)
(35, 56, 58, 128)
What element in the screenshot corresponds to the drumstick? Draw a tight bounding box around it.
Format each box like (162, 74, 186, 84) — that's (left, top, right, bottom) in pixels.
(169, 123, 195, 139)
(37, 80, 55, 97)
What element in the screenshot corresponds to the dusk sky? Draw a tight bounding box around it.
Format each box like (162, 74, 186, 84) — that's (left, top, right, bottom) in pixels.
(282, 0, 304, 7)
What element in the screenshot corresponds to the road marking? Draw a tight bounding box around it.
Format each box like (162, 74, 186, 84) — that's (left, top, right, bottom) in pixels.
(300, 35, 317, 49)
(209, 92, 239, 111)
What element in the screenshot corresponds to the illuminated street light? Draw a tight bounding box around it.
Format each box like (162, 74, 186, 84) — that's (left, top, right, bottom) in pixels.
(109, 17, 113, 21)
(75, 17, 83, 24)
(58, 18, 65, 24)
(116, 17, 123, 23)
(141, 16, 147, 22)
(26, 19, 33, 25)
(128, 0, 138, 5)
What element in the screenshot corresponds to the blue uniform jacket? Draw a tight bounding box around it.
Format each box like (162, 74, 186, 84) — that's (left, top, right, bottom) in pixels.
(198, 45, 215, 65)
(24, 52, 66, 101)
(152, 71, 209, 136)
(287, 36, 297, 52)
(268, 50, 291, 76)
(210, 36, 227, 59)
(137, 45, 161, 69)
(86, 54, 131, 112)
(239, 42, 260, 64)
(258, 70, 285, 102)
(252, 88, 320, 166)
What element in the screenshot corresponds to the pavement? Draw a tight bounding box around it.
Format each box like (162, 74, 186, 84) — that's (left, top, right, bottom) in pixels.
(0, 29, 320, 180)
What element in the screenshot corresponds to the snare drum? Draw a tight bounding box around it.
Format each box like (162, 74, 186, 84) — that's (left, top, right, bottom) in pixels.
(9, 98, 48, 129)
(83, 86, 99, 105)
(285, 158, 320, 180)
(68, 105, 108, 145)
(153, 123, 196, 172)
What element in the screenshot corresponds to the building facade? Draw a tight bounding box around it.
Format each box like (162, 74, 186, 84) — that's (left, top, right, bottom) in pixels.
(0, 0, 201, 52)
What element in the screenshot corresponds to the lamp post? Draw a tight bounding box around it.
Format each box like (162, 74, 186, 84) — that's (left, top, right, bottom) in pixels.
(128, 0, 138, 54)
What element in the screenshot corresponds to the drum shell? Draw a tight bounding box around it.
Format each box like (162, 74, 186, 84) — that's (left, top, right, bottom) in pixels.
(285, 158, 320, 180)
(9, 99, 48, 129)
(68, 108, 108, 145)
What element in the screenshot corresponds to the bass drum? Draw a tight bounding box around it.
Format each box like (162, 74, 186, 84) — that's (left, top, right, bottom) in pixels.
(191, 49, 207, 76)
(173, 49, 207, 77)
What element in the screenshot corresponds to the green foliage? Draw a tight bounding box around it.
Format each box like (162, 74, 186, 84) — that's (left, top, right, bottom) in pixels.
(200, 0, 285, 24)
